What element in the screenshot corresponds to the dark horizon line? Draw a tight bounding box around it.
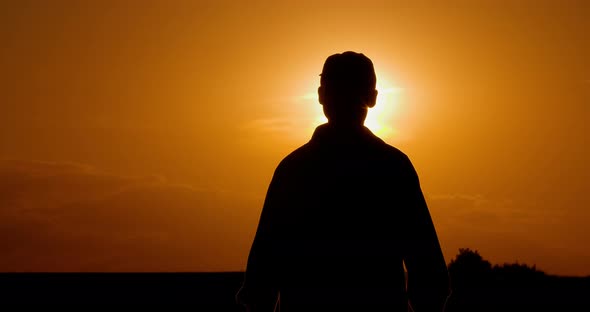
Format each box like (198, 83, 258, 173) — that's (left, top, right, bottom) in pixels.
(1, 271, 589, 278)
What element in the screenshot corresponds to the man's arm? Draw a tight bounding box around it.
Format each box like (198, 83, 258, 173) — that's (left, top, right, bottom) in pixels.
(402, 159, 450, 312)
(237, 166, 286, 312)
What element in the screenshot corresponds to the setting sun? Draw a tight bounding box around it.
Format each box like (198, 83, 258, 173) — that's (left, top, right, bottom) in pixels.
(302, 70, 402, 139)
(365, 73, 402, 138)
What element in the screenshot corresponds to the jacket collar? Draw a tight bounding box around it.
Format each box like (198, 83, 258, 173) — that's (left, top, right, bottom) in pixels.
(310, 123, 378, 145)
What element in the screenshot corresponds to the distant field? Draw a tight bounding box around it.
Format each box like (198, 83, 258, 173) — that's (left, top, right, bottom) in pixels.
(0, 272, 244, 308)
(0, 272, 588, 310)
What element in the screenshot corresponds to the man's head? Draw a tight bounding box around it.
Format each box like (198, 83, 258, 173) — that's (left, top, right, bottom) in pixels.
(318, 51, 378, 126)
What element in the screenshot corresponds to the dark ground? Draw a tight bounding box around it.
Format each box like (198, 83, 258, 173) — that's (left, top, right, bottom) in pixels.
(0, 272, 589, 310)
(0, 272, 244, 309)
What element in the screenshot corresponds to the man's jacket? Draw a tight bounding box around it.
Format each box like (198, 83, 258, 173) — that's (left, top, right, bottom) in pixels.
(238, 123, 450, 312)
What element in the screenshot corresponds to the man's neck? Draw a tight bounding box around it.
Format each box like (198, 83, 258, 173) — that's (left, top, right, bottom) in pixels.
(326, 120, 366, 130)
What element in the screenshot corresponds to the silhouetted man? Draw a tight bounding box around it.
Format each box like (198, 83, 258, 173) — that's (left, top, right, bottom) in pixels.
(237, 51, 450, 311)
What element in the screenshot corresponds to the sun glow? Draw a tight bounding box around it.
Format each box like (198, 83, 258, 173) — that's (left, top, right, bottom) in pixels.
(300, 72, 402, 139)
(365, 76, 401, 138)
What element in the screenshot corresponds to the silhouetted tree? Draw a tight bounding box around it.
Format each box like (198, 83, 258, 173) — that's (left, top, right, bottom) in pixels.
(492, 262, 546, 287)
(445, 249, 563, 312)
(448, 248, 493, 288)
(446, 249, 495, 312)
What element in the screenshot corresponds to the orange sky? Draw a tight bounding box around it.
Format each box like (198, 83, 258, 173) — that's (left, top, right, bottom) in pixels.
(1, 1, 589, 275)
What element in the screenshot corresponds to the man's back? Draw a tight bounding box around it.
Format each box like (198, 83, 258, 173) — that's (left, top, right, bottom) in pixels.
(238, 51, 449, 312)
(239, 123, 449, 311)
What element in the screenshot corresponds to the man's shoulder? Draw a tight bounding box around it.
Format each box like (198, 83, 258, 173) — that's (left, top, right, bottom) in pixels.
(277, 137, 413, 169)
(275, 142, 315, 169)
(368, 135, 413, 164)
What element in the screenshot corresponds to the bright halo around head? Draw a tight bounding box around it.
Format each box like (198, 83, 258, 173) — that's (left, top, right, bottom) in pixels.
(299, 71, 402, 140)
(364, 73, 402, 138)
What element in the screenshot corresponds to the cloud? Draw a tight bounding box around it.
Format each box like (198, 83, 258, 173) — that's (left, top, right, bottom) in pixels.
(427, 193, 566, 233)
(4, 159, 585, 275)
(239, 90, 325, 139)
(0, 160, 261, 272)
(242, 117, 304, 134)
(425, 193, 587, 275)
